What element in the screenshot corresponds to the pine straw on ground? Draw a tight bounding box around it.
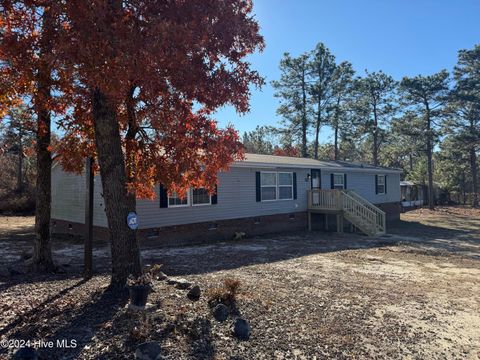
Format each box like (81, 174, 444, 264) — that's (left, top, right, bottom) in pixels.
(0, 207, 479, 359)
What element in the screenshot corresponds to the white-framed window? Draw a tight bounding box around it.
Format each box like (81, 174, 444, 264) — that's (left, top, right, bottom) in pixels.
(278, 172, 293, 200)
(260, 172, 277, 201)
(377, 175, 386, 194)
(333, 173, 345, 190)
(168, 191, 189, 207)
(260, 172, 293, 201)
(168, 188, 212, 207)
(192, 188, 211, 206)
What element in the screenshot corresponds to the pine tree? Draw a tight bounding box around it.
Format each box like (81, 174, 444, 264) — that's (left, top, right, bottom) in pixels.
(309, 43, 337, 159)
(352, 71, 397, 166)
(400, 70, 450, 210)
(272, 53, 312, 157)
(328, 61, 355, 160)
(450, 44, 480, 207)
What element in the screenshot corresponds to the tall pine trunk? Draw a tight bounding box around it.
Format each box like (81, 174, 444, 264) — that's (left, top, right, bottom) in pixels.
(425, 103, 435, 210)
(301, 67, 308, 158)
(314, 116, 320, 160)
(334, 125, 339, 161)
(92, 89, 141, 286)
(372, 104, 379, 167)
(30, 9, 54, 272)
(333, 98, 340, 161)
(470, 147, 478, 208)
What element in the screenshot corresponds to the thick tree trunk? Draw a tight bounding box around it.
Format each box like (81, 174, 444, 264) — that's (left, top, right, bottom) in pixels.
(470, 147, 478, 208)
(92, 89, 141, 287)
(31, 82, 55, 271)
(30, 9, 55, 272)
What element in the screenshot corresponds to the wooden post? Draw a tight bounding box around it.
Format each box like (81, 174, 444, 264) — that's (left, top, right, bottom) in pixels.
(339, 214, 344, 233)
(308, 211, 312, 231)
(84, 157, 94, 279)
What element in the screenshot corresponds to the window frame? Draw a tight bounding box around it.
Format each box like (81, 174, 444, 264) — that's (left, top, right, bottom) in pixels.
(377, 175, 386, 195)
(191, 188, 212, 207)
(260, 171, 294, 202)
(333, 173, 345, 190)
(260, 171, 278, 202)
(277, 172, 294, 201)
(167, 191, 190, 208)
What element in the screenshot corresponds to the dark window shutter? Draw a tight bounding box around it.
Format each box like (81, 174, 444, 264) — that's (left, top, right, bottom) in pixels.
(384, 175, 387, 194)
(344, 174, 347, 189)
(255, 172, 261, 202)
(159, 184, 168, 208)
(211, 185, 218, 204)
(330, 173, 334, 189)
(375, 175, 378, 194)
(293, 172, 297, 199)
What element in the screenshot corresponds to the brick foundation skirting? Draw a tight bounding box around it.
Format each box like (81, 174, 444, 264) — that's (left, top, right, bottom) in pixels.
(375, 202, 401, 221)
(51, 212, 307, 247)
(51, 202, 400, 246)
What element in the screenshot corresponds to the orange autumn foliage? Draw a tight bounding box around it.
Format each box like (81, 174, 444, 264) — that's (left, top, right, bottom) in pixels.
(2, 1, 264, 200)
(51, 0, 265, 199)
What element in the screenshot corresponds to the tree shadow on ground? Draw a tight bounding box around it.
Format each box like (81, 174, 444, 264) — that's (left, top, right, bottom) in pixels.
(188, 317, 216, 360)
(0, 278, 90, 339)
(31, 286, 128, 359)
(388, 219, 472, 240)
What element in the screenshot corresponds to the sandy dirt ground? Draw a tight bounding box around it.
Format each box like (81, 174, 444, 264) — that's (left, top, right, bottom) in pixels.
(0, 207, 479, 359)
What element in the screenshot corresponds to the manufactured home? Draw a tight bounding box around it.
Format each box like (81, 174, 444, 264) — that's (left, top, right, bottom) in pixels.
(51, 154, 402, 245)
(400, 181, 425, 210)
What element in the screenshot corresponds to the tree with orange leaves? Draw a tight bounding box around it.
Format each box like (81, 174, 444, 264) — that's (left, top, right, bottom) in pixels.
(51, 0, 264, 286)
(0, 1, 66, 272)
(273, 145, 300, 157)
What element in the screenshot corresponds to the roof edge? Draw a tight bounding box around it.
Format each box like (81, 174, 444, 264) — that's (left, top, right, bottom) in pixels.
(232, 160, 403, 173)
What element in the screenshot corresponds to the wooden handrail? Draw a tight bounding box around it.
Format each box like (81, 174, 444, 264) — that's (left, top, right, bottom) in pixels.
(344, 190, 386, 215)
(343, 190, 386, 233)
(307, 189, 386, 235)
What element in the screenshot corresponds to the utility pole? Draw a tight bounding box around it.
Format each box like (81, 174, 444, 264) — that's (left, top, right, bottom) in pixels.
(84, 157, 94, 279)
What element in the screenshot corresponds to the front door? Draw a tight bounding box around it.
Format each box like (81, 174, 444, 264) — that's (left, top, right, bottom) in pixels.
(311, 169, 321, 204)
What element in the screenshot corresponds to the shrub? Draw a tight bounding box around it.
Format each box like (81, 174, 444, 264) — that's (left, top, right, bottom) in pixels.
(207, 277, 242, 307)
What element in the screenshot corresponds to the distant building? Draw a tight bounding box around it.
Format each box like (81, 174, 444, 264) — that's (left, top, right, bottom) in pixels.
(400, 181, 425, 210)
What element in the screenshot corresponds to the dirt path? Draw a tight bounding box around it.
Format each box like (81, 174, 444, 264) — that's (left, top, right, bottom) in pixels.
(0, 207, 479, 359)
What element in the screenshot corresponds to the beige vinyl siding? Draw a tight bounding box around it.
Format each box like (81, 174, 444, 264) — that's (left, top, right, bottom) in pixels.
(51, 164, 400, 230)
(51, 166, 86, 224)
(135, 167, 309, 229)
(320, 170, 400, 204)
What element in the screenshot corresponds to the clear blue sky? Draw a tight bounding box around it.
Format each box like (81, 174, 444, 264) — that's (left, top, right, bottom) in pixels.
(213, 0, 480, 142)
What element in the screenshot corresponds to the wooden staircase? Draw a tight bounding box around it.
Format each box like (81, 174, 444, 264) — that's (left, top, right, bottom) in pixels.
(308, 189, 386, 236)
